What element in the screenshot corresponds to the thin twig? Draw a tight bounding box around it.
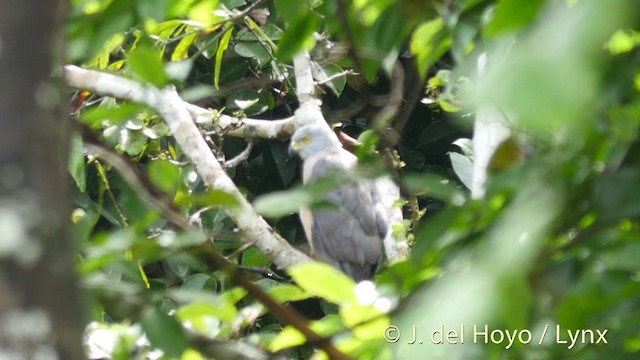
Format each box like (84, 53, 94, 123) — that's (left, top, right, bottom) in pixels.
(236, 266, 286, 281)
(315, 69, 356, 86)
(224, 141, 253, 168)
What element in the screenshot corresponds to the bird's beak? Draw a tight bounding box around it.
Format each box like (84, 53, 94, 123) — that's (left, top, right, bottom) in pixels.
(288, 141, 299, 157)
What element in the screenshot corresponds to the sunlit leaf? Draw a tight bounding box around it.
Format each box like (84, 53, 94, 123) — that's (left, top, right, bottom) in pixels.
(267, 284, 312, 303)
(215, 24, 234, 89)
(288, 262, 357, 305)
(187, 0, 223, 25)
(128, 47, 170, 87)
(410, 18, 452, 79)
(190, 189, 240, 208)
(81, 102, 147, 127)
(172, 32, 199, 61)
(269, 315, 343, 352)
(484, 0, 545, 37)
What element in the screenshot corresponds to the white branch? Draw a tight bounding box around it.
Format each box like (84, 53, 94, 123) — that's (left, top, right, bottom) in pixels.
(65, 65, 295, 140)
(292, 53, 328, 130)
(65, 50, 408, 268)
(64, 65, 310, 269)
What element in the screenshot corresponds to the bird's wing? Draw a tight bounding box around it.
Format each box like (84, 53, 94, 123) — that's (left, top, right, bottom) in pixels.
(301, 149, 387, 280)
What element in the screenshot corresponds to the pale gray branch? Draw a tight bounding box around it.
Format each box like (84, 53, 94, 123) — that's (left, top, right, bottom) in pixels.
(224, 142, 253, 169)
(65, 65, 295, 140)
(64, 65, 310, 269)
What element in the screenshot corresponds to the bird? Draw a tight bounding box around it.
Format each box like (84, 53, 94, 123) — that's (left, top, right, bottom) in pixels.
(288, 124, 387, 281)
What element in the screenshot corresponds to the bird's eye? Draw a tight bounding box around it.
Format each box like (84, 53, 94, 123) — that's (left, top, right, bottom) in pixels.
(303, 136, 311, 144)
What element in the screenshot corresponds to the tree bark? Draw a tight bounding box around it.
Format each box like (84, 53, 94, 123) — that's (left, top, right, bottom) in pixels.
(0, 0, 85, 358)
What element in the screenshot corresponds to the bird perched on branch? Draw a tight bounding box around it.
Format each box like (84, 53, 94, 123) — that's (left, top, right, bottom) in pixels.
(288, 124, 387, 281)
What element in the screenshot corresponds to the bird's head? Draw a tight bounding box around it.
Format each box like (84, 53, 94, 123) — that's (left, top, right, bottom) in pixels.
(288, 124, 342, 160)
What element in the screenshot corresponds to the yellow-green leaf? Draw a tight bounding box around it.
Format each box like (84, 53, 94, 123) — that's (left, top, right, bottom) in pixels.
(288, 262, 357, 305)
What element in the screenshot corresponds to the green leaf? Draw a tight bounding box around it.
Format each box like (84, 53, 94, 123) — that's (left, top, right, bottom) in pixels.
(225, 89, 269, 116)
(81, 102, 147, 127)
(411, 207, 460, 260)
(177, 300, 238, 325)
(190, 189, 240, 208)
(313, 63, 347, 96)
(148, 159, 182, 194)
(449, 152, 473, 190)
(172, 32, 199, 61)
(484, 0, 546, 38)
(168, 0, 200, 18)
(606, 29, 640, 55)
(339, 304, 384, 328)
(495, 274, 532, 329)
(362, 5, 408, 79)
(355, 130, 380, 163)
(403, 174, 466, 205)
(142, 123, 170, 139)
(71, 0, 135, 62)
(177, 303, 223, 337)
(222, 0, 246, 9)
(269, 315, 343, 352)
(220, 287, 248, 304)
(136, 0, 169, 22)
(148, 19, 186, 40)
(141, 306, 188, 358)
(269, 326, 305, 352)
(276, 14, 319, 62)
(188, 0, 223, 25)
(267, 284, 312, 303)
(215, 24, 234, 89)
(241, 247, 271, 267)
(410, 18, 452, 79)
(86, 33, 126, 70)
(288, 262, 357, 304)
(69, 134, 86, 192)
(254, 176, 346, 217)
(128, 47, 170, 87)
(253, 188, 312, 217)
(234, 41, 271, 67)
(275, 0, 307, 20)
(119, 129, 147, 156)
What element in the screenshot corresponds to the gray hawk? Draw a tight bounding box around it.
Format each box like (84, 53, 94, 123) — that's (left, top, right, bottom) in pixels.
(288, 124, 387, 281)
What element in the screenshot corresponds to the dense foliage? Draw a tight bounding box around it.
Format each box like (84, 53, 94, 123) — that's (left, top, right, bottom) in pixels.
(67, 0, 640, 359)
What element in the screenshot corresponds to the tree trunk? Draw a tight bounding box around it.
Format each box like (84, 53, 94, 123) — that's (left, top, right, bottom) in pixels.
(0, 0, 85, 358)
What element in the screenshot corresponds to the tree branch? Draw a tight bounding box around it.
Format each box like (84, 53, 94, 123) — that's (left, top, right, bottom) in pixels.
(75, 123, 350, 360)
(64, 65, 310, 270)
(64, 66, 295, 140)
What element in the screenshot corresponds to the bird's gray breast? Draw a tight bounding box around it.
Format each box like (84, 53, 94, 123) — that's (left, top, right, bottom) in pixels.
(300, 149, 387, 280)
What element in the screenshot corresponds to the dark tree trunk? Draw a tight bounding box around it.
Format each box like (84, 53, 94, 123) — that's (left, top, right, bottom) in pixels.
(0, 0, 85, 358)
